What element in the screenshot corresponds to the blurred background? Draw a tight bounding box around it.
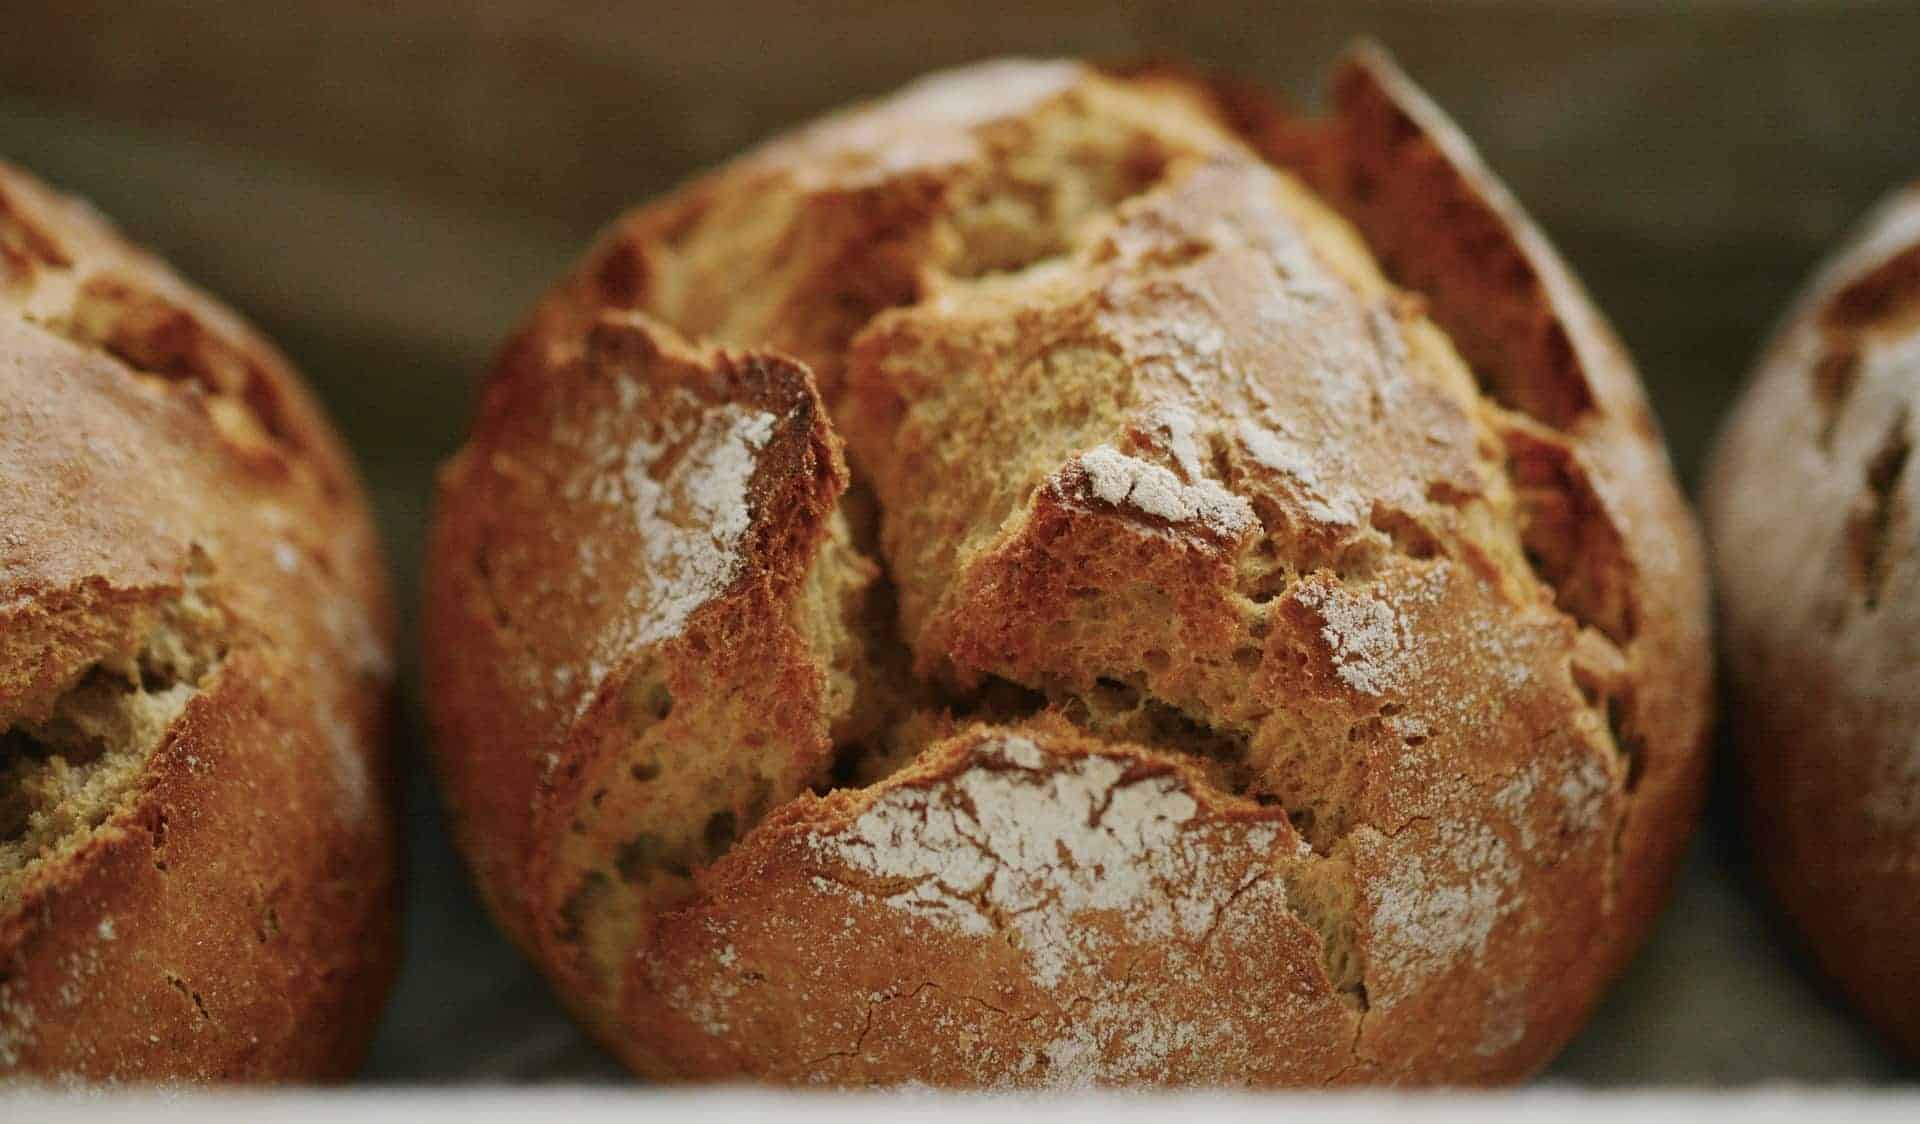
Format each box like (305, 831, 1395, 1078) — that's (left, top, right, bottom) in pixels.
(3, 0, 1918, 1084)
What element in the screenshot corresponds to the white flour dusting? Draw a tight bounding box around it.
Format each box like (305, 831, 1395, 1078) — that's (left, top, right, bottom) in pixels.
(622, 406, 778, 649)
(1103, 299, 1230, 397)
(1025, 869, 1288, 1087)
(1235, 419, 1363, 526)
(1494, 753, 1613, 855)
(1070, 445, 1253, 538)
(1554, 754, 1613, 841)
(770, 732, 1330, 1083)
(1140, 403, 1206, 481)
(0, 977, 32, 1068)
(1474, 984, 1532, 1059)
(817, 734, 1278, 988)
(1294, 581, 1408, 697)
(1366, 819, 1518, 1010)
(553, 390, 780, 717)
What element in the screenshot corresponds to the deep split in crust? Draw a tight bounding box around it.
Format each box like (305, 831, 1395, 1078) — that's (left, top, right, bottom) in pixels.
(426, 45, 1710, 1087)
(0, 159, 396, 1080)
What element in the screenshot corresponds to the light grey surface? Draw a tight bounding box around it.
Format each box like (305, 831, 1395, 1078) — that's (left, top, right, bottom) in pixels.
(2, 1, 1917, 1085)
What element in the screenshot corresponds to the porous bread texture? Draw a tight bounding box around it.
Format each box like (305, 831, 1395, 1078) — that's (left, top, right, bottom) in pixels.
(0, 162, 396, 1081)
(0, 559, 225, 911)
(1706, 181, 1920, 1060)
(432, 311, 903, 997)
(427, 48, 1710, 1086)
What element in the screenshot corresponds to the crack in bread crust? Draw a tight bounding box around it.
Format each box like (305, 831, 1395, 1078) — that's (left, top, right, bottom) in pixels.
(428, 48, 1708, 1087)
(0, 166, 354, 497)
(0, 162, 396, 1082)
(1, 557, 226, 912)
(1706, 181, 1920, 1060)
(628, 726, 1359, 1086)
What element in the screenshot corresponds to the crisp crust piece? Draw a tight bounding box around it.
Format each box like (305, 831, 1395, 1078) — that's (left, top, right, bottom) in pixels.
(1235, 44, 1711, 1004)
(1706, 182, 1920, 1060)
(426, 309, 864, 985)
(629, 720, 1357, 1085)
(428, 48, 1710, 1086)
(0, 163, 396, 1082)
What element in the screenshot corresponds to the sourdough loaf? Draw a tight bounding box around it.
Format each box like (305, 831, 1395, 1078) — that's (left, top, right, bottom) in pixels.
(0, 162, 397, 1081)
(427, 47, 1710, 1085)
(1707, 182, 1920, 1061)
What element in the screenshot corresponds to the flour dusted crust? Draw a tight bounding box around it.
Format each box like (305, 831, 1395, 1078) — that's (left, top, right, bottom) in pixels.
(427, 47, 1710, 1086)
(1706, 182, 1920, 1060)
(0, 163, 396, 1081)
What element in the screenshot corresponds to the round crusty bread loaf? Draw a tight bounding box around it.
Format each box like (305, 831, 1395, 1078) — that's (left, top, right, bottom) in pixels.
(0, 162, 397, 1081)
(1707, 182, 1920, 1061)
(427, 47, 1710, 1086)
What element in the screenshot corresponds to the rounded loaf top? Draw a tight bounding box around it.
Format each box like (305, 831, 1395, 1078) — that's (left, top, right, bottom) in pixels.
(1707, 180, 1920, 1060)
(0, 161, 396, 1082)
(427, 47, 1711, 1086)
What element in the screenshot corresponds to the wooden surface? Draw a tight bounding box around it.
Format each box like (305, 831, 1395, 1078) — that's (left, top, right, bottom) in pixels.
(2, 0, 1918, 1084)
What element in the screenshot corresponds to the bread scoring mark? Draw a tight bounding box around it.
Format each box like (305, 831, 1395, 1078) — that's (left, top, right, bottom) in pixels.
(1822, 228, 1920, 356)
(1054, 679, 1259, 798)
(0, 559, 226, 912)
(1804, 241, 1920, 451)
(1227, 52, 1652, 845)
(0, 186, 73, 275)
(934, 106, 1173, 280)
(1264, 48, 1599, 432)
(456, 55, 1678, 1086)
(1812, 349, 1863, 450)
(0, 166, 323, 486)
(0, 561, 227, 1072)
(1500, 422, 1636, 648)
(1846, 405, 1912, 610)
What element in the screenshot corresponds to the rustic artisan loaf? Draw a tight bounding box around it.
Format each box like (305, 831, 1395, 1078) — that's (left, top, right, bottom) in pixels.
(1707, 182, 1920, 1061)
(0, 162, 397, 1081)
(427, 47, 1711, 1086)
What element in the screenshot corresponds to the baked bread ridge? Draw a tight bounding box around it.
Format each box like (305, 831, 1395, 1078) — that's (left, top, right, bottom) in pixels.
(425, 307, 885, 971)
(1226, 45, 1711, 1009)
(0, 163, 397, 1081)
(426, 47, 1709, 1086)
(1705, 181, 1920, 1059)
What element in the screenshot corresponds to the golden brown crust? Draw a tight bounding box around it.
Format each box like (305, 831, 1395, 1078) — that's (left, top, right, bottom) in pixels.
(1706, 181, 1920, 1061)
(0, 163, 360, 500)
(1229, 43, 1711, 1009)
(627, 719, 1358, 1085)
(0, 164, 396, 1082)
(428, 49, 1710, 1087)
(424, 309, 871, 1027)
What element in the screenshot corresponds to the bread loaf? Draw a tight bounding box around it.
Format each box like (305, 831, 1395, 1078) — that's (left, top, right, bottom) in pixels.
(1707, 181, 1920, 1060)
(427, 47, 1710, 1085)
(0, 162, 397, 1081)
